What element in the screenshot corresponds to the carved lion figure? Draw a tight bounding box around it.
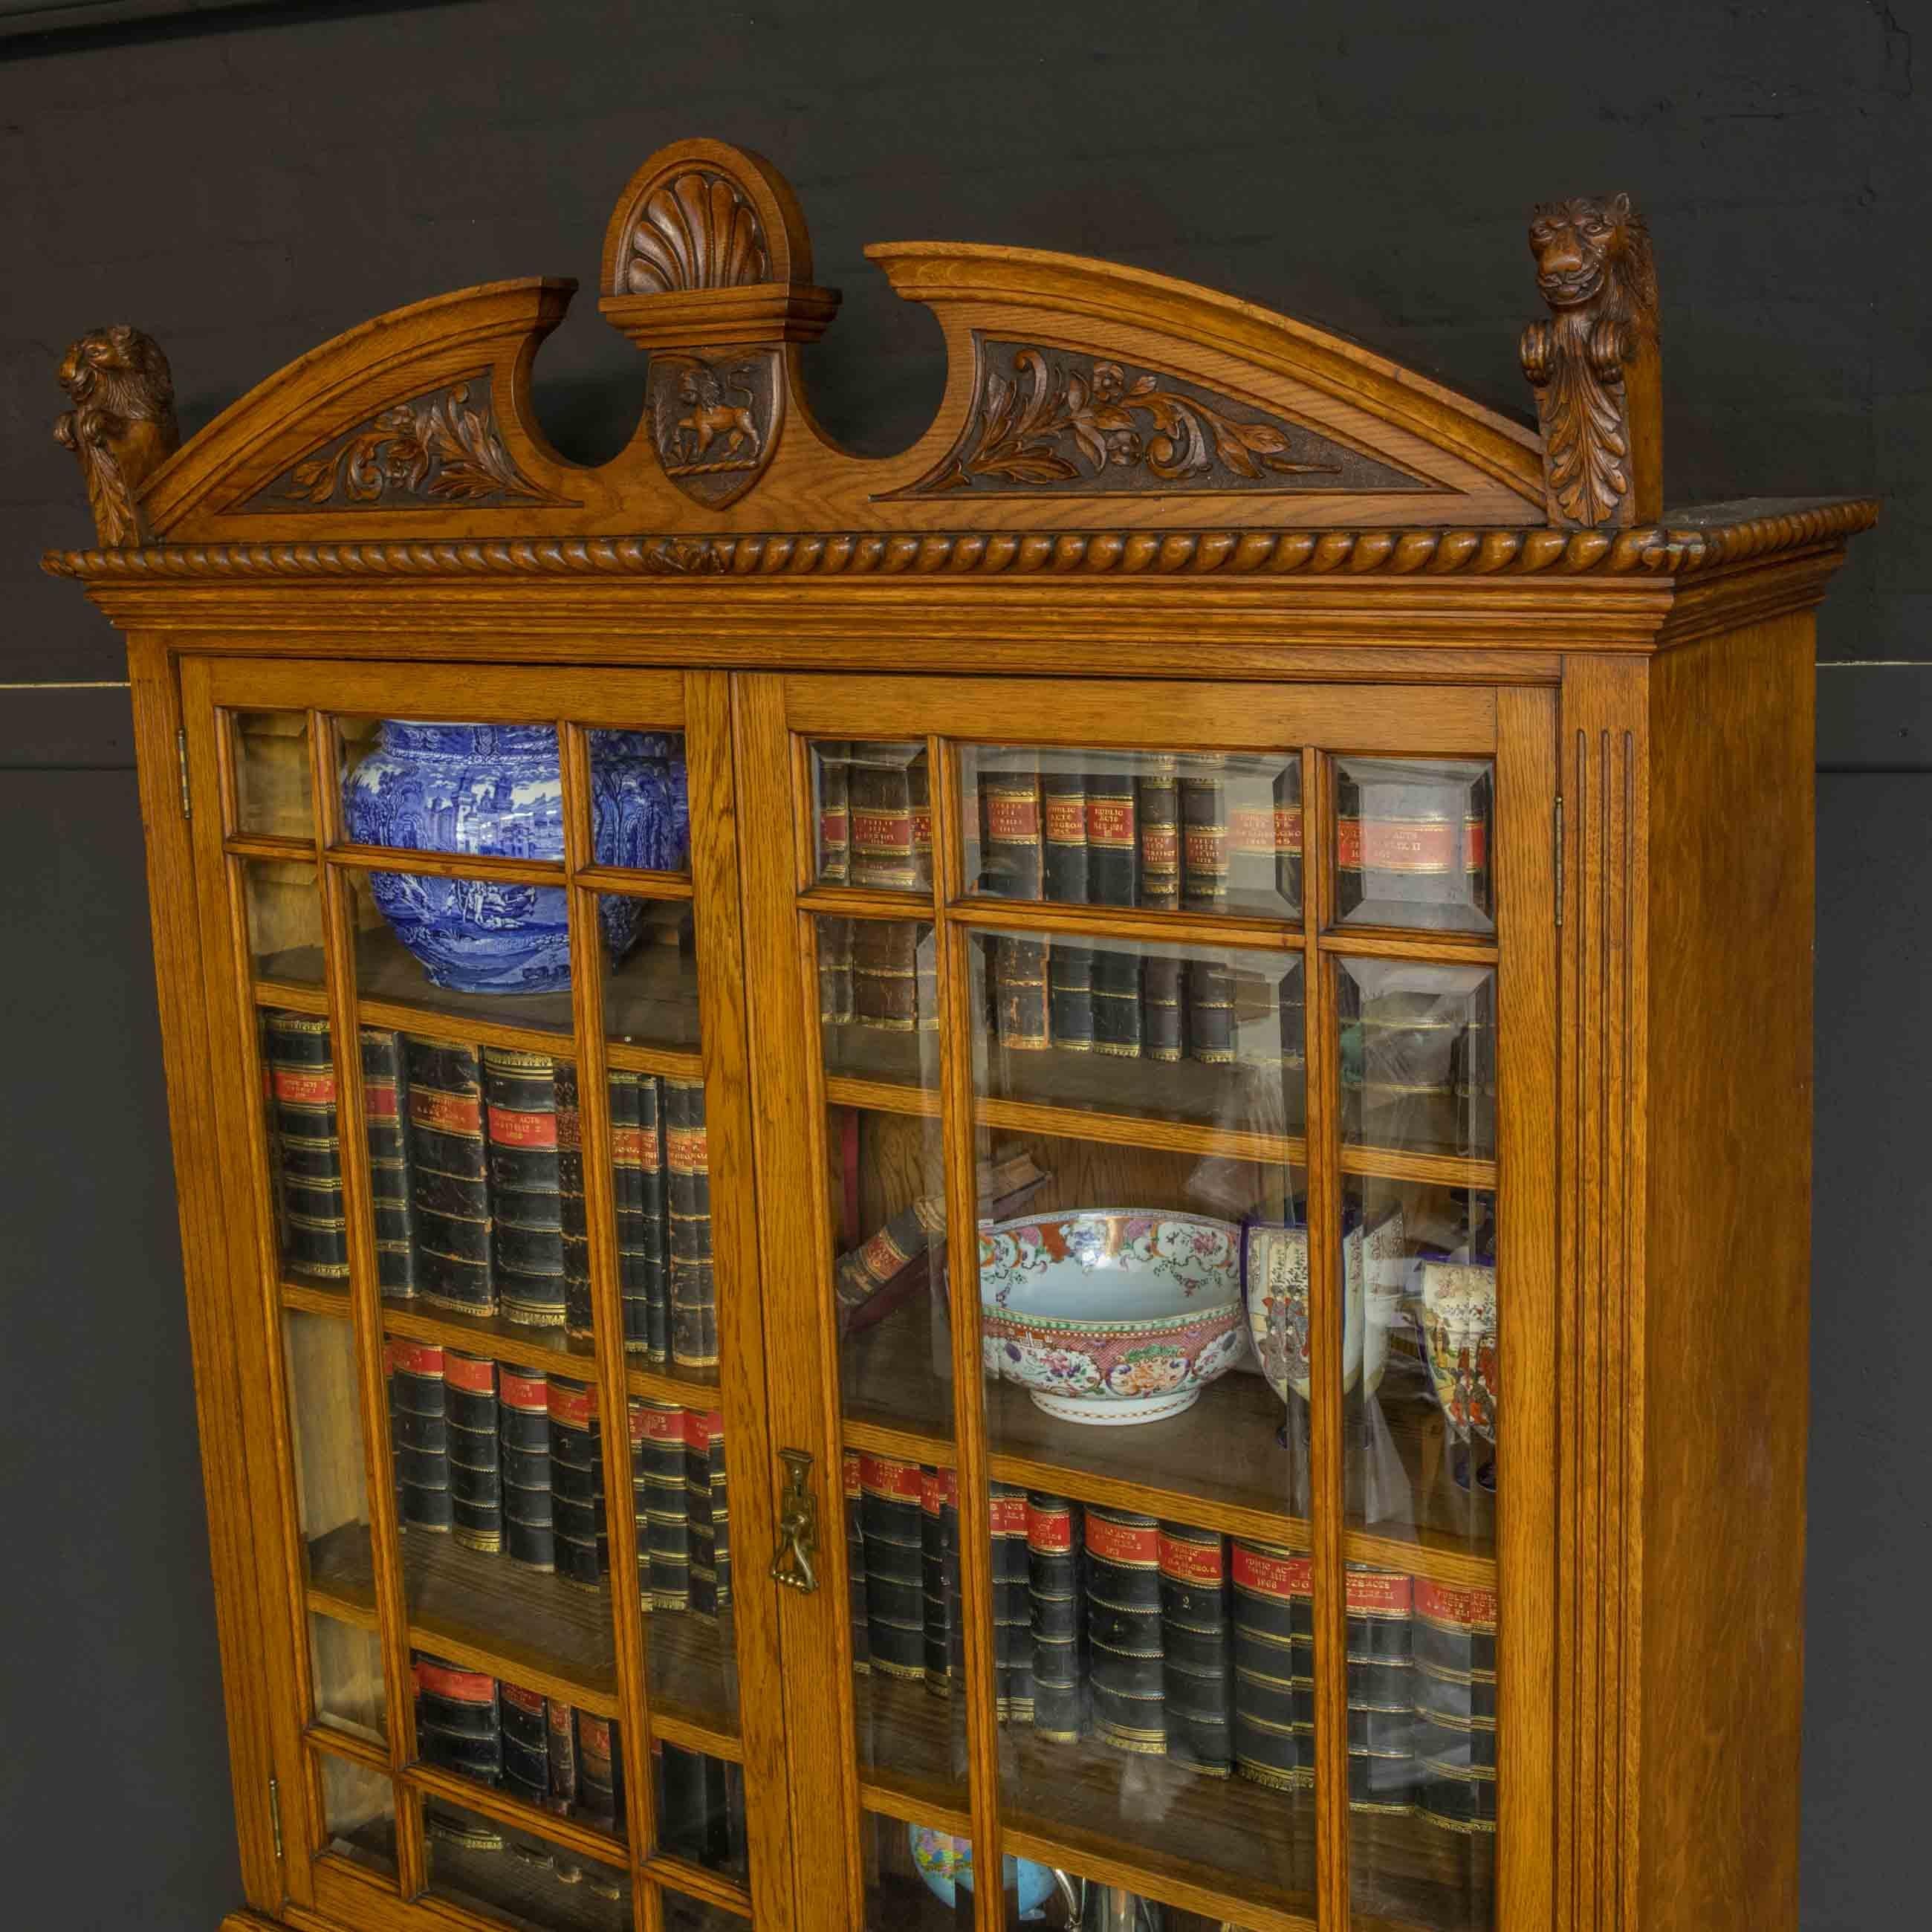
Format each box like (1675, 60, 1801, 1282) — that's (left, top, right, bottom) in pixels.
(54, 324, 180, 546)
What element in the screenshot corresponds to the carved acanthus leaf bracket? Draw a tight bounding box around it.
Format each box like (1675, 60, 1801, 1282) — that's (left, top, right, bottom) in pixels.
(54, 325, 181, 546)
(1520, 192, 1662, 530)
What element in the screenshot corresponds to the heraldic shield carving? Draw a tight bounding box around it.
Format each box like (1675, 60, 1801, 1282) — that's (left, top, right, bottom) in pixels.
(645, 348, 783, 509)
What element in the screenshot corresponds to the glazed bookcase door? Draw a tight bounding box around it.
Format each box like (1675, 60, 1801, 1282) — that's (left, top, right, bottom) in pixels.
(181, 657, 791, 1932)
(737, 675, 1555, 1932)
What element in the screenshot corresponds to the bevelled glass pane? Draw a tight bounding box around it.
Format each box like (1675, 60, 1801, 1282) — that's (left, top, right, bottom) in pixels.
(652, 1740, 748, 1881)
(811, 739, 932, 892)
(424, 1795, 633, 1931)
(247, 860, 325, 983)
(1333, 758, 1493, 935)
(311, 1610, 386, 1745)
(234, 710, 314, 840)
(603, 899, 701, 1051)
(971, 930, 1304, 1137)
(284, 1308, 369, 1572)
(820, 914, 940, 1086)
(661, 1891, 751, 1931)
(1339, 962, 1496, 1161)
(317, 1751, 395, 1876)
(959, 745, 1303, 920)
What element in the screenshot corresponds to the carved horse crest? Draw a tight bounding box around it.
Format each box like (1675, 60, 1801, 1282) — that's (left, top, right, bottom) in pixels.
(645, 349, 782, 508)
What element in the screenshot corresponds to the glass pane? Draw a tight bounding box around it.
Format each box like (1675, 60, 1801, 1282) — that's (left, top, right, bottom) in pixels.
(285, 1309, 369, 1583)
(337, 719, 565, 866)
(1339, 962, 1496, 1161)
(632, 1399, 739, 1732)
(820, 915, 940, 1085)
(234, 710, 314, 840)
(604, 898, 701, 1052)
(960, 745, 1303, 920)
(1017, 1861, 1266, 1930)
(247, 860, 324, 983)
(425, 1796, 633, 1931)
(652, 1740, 748, 1881)
(317, 1751, 395, 1876)
(811, 739, 932, 892)
(261, 1011, 349, 1287)
(661, 1891, 751, 1931)
(877, 1815, 982, 1928)
(973, 931, 1304, 1134)
(1333, 758, 1493, 935)
(311, 1610, 386, 1745)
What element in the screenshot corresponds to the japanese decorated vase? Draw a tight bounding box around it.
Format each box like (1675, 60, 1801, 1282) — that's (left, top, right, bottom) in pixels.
(907, 1824, 1067, 1920)
(342, 722, 688, 994)
(978, 1209, 1245, 1425)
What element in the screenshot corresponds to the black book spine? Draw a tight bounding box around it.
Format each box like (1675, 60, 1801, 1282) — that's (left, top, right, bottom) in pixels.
(499, 1684, 551, 1810)
(1084, 1508, 1164, 1757)
(849, 748, 922, 1031)
(636, 1399, 691, 1612)
(920, 1466, 961, 1698)
(548, 1377, 608, 1589)
(609, 1070, 668, 1360)
(386, 1341, 453, 1534)
(546, 1699, 579, 1819)
(990, 1483, 1034, 1722)
(1180, 757, 1236, 1068)
(666, 1077, 717, 1371)
(1041, 768, 1093, 1053)
(265, 1012, 348, 1280)
(655, 1743, 745, 1874)
(554, 1060, 593, 1341)
(843, 1451, 870, 1674)
(687, 1409, 730, 1617)
(1231, 1540, 1314, 1792)
(858, 1453, 926, 1682)
(1086, 766, 1142, 1060)
(909, 756, 939, 1028)
(982, 752, 1048, 1051)
(360, 1026, 416, 1297)
(444, 1349, 504, 1556)
(1346, 1564, 1416, 1816)
(500, 1365, 554, 1572)
(484, 1048, 566, 1328)
(1135, 759, 1185, 1063)
(415, 1656, 502, 1785)
(405, 1038, 495, 1314)
(1158, 1523, 1234, 1777)
(574, 1714, 624, 1834)
(1027, 1493, 1086, 1743)
(816, 742, 852, 886)
(1413, 1579, 1497, 1836)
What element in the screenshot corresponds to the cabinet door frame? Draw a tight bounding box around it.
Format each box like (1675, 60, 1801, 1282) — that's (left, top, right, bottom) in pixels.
(733, 669, 1557, 1932)
(178, 651, 795, 1932)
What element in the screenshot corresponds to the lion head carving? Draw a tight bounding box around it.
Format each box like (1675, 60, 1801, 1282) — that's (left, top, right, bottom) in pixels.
(53, 325, 180, 546)
(1526, 194, 1658, 337)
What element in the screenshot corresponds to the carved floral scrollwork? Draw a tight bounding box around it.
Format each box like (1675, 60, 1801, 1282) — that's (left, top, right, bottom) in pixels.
(250, 376, 564, 511)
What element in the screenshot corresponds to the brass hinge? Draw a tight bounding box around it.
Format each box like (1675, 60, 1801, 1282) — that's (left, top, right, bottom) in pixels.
(1554, 795, 1565, 928)
(268, 1777, 283, 1861)
(176, 725, 192, 821)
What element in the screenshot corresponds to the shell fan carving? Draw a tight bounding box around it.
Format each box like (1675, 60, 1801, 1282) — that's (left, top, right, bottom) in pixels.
(625, 171, 771, 295)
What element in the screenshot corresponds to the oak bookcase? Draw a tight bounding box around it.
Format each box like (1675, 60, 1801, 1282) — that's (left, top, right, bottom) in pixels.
(44, 138, 1875, 1932)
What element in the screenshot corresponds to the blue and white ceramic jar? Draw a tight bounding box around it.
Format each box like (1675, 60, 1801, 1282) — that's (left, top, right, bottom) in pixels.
(343, 722, 689, 995)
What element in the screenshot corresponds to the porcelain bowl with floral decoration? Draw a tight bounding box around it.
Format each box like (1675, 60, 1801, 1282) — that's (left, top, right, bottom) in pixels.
(978, 1209, 1245, 1425)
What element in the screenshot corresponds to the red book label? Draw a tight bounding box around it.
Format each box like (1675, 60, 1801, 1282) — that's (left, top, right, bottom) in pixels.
(985, 794, 1040, 842)
(640, 1404, 685, 1445)
(842, 1450, 863, 1500)
(988, 1492, 1028, 1537)
(693, 1410, 724, 1445)
(548, 1382, 597, 1430)
(1346, 1568, 1414, 1616)
(819, 806, 849, 849)
(1043, 794, 1086, 845)
(1158, 1531, 1226, 1585)
(1083, 1514, 1158, 1566)
(1183, 825, 1228, 872)
(1275, 805, 1304, 855)
(500, 1369, 547, 1410)
(1466, 817, 1488, 872)
(852, 808, 914, 854)
(1231, 1545, 1313, 1598)
(1227, 807, 1274, 858)
(667, 1126, 707, 1172)
(1025, 1500, 1074, 1555)
(577, 1715, 611, 1752)
(1337, 816, 1483, 876)
(272, 1069, 336, 1105)
(859, 1453, 923, 1501)
(611, 1124, 659, 1169)
(363, 1081, 399, 1120)
(1139, 825, 1179, 869)
(555, 1100, 580, 1152)
(912, 809, 933, 855)
(1086, 798, 1134, 848)
(1414, 1580, 1499, 1630)
(410, 1089, 483, 1137)
(502, 1685, 545, 1717)
(386, 1341, 444, 1378)
(920, 1467, 957, 1514)
(487, 1104, 558, 1151)
(857, 1225, 915, 1283)
(547, 1702, 573, 1740)
(415, 1660, 495, 1702)
(444, 1354, 496, 1397)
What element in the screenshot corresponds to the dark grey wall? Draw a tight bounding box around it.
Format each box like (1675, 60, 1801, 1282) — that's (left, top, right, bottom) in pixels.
(1, 3, 1924, 1928)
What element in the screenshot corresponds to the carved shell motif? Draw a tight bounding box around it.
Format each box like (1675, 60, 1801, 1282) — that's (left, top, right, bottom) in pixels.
(623, 171, 771, 294)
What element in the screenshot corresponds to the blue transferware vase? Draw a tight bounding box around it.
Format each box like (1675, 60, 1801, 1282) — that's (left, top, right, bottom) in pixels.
(342, 722, 689, 995)
(907, 1824, 1060, 1919)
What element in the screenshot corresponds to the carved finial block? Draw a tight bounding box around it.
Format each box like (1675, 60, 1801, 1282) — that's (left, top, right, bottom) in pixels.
(54, 324, 181, 546)
(1520, 193, 1662, 529)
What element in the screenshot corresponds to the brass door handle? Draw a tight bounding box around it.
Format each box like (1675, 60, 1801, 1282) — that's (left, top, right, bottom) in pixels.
(769, 1447, 819, 1593)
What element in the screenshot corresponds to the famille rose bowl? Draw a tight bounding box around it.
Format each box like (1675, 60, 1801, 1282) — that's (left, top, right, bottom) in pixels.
(978, 1209, 1245, 1425)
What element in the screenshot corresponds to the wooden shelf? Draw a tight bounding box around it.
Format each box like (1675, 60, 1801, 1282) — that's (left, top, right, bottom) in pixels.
(1347, 1810, 1497, 1932)
(645, 1606, 742, 1757)
(425, 1816, 633, 1932)
(853, 1668, 970, 1818)
(383, 1302, 600, 1384)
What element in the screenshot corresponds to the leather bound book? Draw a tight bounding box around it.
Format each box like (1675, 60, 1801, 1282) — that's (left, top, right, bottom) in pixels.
(1346, 1563, 1416, 1816)
(818, 915, 856, 1027)
(548, 1377, 608, 1589)
(1086, 765, 1142, 1060)
(1412, 1580, 1498, 1835)
(849, 744, 924, 1033)
(405, 1038, 496, 1314)
(360, 1027, 416, 1297)
(1042, 768, 1093, 1052)
(1026, 1493, 1086, 1743)
(444, 1349, 504, 1555)
(908, 758, 939, 1024)
(981, 749, 1050, 1054)
(1158, 1522, 1234, 1777)
(1135, 759, 1184, 1063)
(574, 1713, 626, 1835)
(1274, 761, 1305, 911)
(499, 1684, 550, 1810)
(611, 1071, 670, 1361)
(484, 1048, 567, 1327)
(1179, 758, 1236, 1067)
(816, 742, 852, 884)
(386, 1341, 454, 1534)
(1336, 762, 1493, 924)
(850, 918, 921, 1033)
(415, 1655, 502, 1784)
(1228, 779, 1278, 910)
(656, 1743, 746, 1875)
(687, 1410, 731, 1617)
(990, 1482, 1035, 1722)
(843, 1450, 870, 1674)
(992, 933, 1050, 1052)
(636, 1400, 691, 1613)
(1047, 937, 1095, 1054)
(858, 1453, 927, 1682)
(546, 1697, 579, 1817)
(834, 1193, 947, 1335)
(554, 1060, 592, 1340)
(265, 1012, 348, 1280)
(919, 1465, 962, 1698)
(1231, 1541, 1314, 1792)
(499, 1365, 554, 1572)
(665, 1077, 718, 1370)
(1085, 1507, 1164, 1756)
